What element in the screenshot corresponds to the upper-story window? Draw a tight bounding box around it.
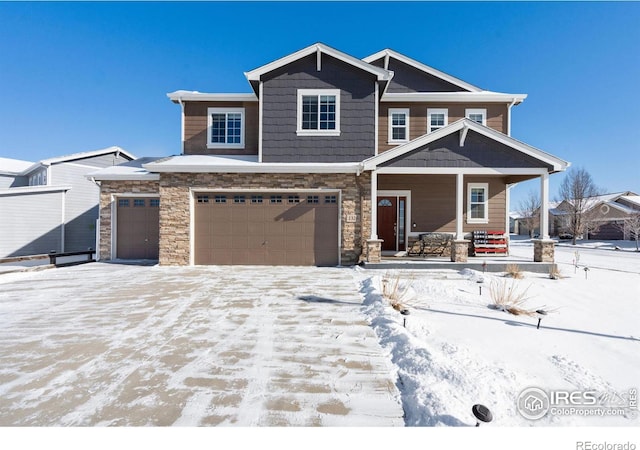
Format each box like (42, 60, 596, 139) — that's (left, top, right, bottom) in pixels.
(427, 108, 448, 133)
(388, 108, 410, 144)
(466, 108, 487, 126)
(28, 169, 47, 186)
(467, 183, 489, 224)
(297, 89, 341, 136)
(207, 107, 245, 149)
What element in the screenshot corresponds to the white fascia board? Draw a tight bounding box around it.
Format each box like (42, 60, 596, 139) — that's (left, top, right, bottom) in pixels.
(380, 92, 527, 104)
(244, 43, 393, 81)
(375, 167, 548, 175)
(167, 91, 258, 103)
(363, 118, 569, 173)
(0, 185, 72, 196)
(88, 173, 160, 181)
(363, 49, 482, 92)
(143, 161, 360, 174)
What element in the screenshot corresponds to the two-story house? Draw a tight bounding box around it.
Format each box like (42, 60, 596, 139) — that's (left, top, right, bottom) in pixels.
(90, 43, 569, 266)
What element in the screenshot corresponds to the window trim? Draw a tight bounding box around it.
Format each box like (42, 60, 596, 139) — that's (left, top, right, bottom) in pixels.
(388, 108, 410, 144)
(467, 182, 489, 224)
(296, 89, 341, 136)
(465, 108, 487, 126)
(207, 107, 245, 149)
(427, 108, 448, 133)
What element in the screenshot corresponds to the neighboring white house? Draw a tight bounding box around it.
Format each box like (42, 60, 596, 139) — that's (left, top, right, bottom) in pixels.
(0, 147, 135, 257)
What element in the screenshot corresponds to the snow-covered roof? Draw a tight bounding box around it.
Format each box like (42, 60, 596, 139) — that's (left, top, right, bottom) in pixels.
(19, 146, 136, 175)
(167, 91, 258, 103)
(620, 195, 640, 208)
(143, 154, 361, 174)
(0, 157, 34, 175)
(379, 91, 527, 104)
(87, 157, 164, 181)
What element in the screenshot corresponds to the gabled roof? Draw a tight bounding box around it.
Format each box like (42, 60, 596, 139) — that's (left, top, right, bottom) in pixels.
(20, 146, 136, 175)
(363, 48, 482, 92)
(0, 157, 34, 175)
(245, 42, 393, 82)
(87, 156, 164, 181)
(362, 118, 570, 173)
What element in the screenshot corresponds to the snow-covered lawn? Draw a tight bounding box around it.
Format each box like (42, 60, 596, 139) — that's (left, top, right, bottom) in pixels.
(358, 239, 639, 426)
(0, 264, 402, 426)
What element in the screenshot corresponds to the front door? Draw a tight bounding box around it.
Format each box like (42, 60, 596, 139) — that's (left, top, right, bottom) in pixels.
(377, 196, 407, 252)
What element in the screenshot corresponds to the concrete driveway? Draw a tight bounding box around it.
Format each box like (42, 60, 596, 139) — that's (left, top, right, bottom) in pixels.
(0, 263, 403, 426)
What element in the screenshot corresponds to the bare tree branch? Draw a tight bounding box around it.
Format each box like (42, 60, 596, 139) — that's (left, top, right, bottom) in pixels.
(517, 190, 541, 238)
(557, 167, 603, 245)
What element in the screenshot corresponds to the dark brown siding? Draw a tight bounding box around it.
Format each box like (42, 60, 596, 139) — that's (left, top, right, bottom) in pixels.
(379, 103, 508, 153)
(183, 101, 259, 155)
(378, 174, 507, 234)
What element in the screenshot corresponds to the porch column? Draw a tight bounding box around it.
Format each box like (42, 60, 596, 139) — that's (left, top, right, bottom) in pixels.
(540, 172, 550, 240)
(455, 173, 464, 240)
(370, 170, 378, 239)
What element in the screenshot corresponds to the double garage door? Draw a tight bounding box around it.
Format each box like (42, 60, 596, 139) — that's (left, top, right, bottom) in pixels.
(194, 192, 339, 266)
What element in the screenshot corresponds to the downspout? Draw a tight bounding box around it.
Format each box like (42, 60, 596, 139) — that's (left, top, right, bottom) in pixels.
(507, 98, 517, 136)
(178, 95, 185, 155)
(89, 176, 102, 260)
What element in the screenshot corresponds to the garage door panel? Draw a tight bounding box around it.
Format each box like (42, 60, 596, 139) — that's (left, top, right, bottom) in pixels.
(117, 197, 160, 260)
(194, 191, 339, 266)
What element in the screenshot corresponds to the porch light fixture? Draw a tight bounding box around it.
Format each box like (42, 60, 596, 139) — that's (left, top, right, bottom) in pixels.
(477, 278, 484, 296)
(400, 309, 410, 327)
(472, 404, 493, 426)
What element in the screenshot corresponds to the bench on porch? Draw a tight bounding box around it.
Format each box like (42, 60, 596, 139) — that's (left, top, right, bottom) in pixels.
(407, 233, 453, 257)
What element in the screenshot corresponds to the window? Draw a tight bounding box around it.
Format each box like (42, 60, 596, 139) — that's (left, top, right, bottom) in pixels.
(388, 108, 410, 143)
(118, 199, 130, 207)
(307, 195, 319, 204)
(270, 195, 282, 204)
(297, 89, 340, 136)
(197, 195, 209, 204)
(251, 195, 263, 204)
(467, 183, 489, 224)
(134, 199, 145, 207)
(207, 107, 245, 149)
(214, 195, 227, 204)
(427, 108, 448, 133)
(150, 199, 160, 207)
(466, 108, 487, 126)
(324, 195, 337, 204)
(234, 195, 246, 204)
(288, 195, 300, 204)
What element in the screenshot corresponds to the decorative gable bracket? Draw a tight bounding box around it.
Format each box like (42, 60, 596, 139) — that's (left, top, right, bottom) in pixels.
(459, 123, 469, 147)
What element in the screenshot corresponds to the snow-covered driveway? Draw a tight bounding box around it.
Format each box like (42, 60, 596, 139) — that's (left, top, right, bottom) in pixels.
(0, 263, 403, 426)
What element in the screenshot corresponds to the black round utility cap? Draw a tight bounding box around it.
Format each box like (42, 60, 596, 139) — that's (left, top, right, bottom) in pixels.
(472, 404, 493, 423)
(536, 309, 548, 315)
(400, 309, 410, 315)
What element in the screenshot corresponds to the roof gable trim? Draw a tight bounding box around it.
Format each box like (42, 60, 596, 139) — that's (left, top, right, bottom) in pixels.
(245, 43, 393, 82)
(363, 49, 482, 92)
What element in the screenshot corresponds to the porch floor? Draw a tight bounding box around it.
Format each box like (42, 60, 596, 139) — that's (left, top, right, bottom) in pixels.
(363, 249, 555, 273)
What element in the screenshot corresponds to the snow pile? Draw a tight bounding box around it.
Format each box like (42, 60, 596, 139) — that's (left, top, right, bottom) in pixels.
(357, 251, 640, 426)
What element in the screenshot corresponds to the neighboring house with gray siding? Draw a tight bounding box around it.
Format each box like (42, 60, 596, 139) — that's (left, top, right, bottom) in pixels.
(90, 43, 569, 266)
(0, 147, 135, 257)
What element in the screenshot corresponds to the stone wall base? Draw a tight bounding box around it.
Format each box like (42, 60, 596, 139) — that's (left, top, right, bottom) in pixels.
(450, 240, 470, 262)
(533, 239, 555, 262)
(366, 239, 383, 263)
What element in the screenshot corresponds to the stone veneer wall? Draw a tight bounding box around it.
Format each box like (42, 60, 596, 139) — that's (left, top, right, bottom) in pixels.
(98, 180, 161, 260)
(159, 172, 372, 266)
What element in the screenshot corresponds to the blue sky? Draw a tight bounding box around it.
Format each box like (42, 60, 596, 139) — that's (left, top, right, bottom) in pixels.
(1, 1, 638, 207)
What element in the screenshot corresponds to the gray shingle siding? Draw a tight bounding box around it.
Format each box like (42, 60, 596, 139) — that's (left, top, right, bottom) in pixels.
(369, 57, 469, 93)
(381, 131, 554, 170)
(261, 54, 376, 162)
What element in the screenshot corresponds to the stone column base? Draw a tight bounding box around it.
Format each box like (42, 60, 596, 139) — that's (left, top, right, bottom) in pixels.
(451, 240, 470, 262)
(533, 239, 555, 262)
(366, 239, 384, 263)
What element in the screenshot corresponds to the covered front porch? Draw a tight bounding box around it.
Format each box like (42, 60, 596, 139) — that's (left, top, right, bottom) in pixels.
(360, 119, 569, 265)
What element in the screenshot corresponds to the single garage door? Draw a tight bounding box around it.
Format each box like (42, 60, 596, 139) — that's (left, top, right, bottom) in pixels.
(116, 197, 160, 259)
(194, 192, 339, 266)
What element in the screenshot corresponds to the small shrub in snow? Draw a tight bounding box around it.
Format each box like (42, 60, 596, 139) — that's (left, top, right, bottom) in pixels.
(548, 265, 563, 280)
(489, 279, 538, 316)
(504, 264, 524, 279)
(381, 273, 413, 310)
